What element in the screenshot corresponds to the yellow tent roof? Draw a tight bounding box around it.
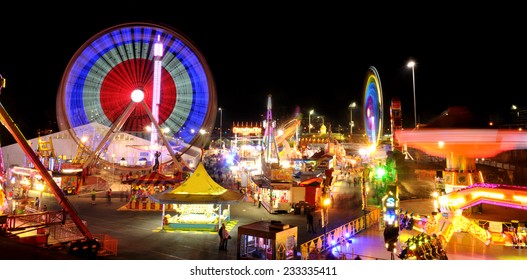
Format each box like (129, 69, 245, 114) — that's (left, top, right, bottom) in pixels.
(149, 162, 244, 204)
(171, 162, 226, 195)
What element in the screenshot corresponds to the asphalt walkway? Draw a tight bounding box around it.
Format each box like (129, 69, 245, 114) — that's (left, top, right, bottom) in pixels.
(2, 180, 527, 260)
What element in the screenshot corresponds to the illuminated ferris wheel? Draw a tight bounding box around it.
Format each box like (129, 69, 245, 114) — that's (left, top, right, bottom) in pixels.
(362, 66, 383, 147)
(56, 22, 217, 169)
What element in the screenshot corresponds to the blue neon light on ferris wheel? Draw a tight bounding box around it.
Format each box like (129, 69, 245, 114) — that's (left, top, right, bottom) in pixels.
(58, 22, 214, 145)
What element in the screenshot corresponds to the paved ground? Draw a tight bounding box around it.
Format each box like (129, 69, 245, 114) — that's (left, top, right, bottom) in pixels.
(2, 178, 527, 261)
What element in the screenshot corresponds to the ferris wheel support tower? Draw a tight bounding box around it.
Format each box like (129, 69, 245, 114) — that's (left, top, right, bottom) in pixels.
(151, 36, 163, 156)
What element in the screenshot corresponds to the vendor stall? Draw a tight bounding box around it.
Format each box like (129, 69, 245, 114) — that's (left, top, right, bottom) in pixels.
(237, 220, 297, 260)
(298, 177, 323, 206)
(150, 162, 245, 231)
(122, 171, 182, 210)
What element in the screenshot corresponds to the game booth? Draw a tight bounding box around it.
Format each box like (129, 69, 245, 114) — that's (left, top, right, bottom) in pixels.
(237, 220, 298, 260)
(149, 162, 245, 231)
(121, 171, 183, 211)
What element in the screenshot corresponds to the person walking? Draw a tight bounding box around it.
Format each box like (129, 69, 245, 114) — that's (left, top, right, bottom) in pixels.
(307, 210, 316, 233)
(257, 193, 262, 208)
(91, 189, 96, 205)
(222, 223, 230, 250)
(218, 223, 229, 250)
(106, 188, 112, 203)
(218, 223, 225, 250)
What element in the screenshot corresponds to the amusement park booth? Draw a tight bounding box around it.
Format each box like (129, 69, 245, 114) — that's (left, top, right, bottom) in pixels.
(297, 177, 323, 206)
(149, 162, 244, 231)
(252, 163, 296, 214)
(237, 220, 297, 260)
(122, 171, 183, 210)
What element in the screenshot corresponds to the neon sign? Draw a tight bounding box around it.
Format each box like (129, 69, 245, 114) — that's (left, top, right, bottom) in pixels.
(233, 126, 262, 136)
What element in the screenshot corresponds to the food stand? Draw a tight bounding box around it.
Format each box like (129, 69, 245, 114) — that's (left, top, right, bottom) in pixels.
(237, 220, 297, 260)
(253, 163, 295, 213)
(150, 162, 244, 231)
(122, 171, 182, 210)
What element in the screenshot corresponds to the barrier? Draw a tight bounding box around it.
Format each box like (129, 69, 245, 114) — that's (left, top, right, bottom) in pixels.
(68, 239, 100, 258)
(300, 206, 381, 260)
(126, 199, 166, 211)
(93, 233, 118, 256)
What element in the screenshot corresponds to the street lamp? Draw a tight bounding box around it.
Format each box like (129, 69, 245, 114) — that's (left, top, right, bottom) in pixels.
(407, 60, 417, 128)
(322, 196, 331, 248)
(308, 109, 314, 134)
(218, 107, 223, 144)
(349, 102, 356, 135)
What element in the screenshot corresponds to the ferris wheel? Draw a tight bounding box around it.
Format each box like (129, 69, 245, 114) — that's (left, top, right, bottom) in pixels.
(362, 66, 383, 147)
(56, 22, 217, 169)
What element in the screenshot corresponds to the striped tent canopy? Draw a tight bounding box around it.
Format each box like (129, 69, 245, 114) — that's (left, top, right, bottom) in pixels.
(149, 162, 245, 205)
(122, 171, 182, 186)
(299, 177, 323, 187)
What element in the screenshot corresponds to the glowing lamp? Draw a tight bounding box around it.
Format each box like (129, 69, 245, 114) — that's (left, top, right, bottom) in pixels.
(35, 182, 45, 192)
(131, 89, 144, 102)
(323, 197, 331, 207)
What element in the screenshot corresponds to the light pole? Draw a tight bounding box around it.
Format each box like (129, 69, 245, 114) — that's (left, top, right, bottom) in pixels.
(218, 107, 223, 145)
(349, 102, 356, 135)
(322, 195, 331, 248)
(308, 109, 314, 134)
(407, 60, 417, 128)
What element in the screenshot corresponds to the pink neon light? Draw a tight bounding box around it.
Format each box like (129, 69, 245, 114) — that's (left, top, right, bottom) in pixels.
(395, 129, 527, 158)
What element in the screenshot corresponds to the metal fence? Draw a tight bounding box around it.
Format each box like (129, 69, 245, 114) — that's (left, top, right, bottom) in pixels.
(299, 206, 381, 260)
(93, 233, 118, 256)
(48, 220, 86, 243)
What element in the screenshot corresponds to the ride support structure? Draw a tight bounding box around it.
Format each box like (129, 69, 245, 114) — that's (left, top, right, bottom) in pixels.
(0, 80, 94, 241)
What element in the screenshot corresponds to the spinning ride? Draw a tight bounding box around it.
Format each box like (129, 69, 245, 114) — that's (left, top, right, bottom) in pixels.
(395, 107, 527, 193)
(363, 66, 383, 147)
(56, 22, 217, 171)
(395, 108, 527, 247)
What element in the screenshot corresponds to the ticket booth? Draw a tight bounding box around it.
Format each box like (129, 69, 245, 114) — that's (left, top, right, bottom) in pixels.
(237, 221, 297, 260)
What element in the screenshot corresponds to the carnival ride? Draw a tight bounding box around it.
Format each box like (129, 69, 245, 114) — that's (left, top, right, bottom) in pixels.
(433, 182, 527, 245)
(394, 106, 527, 189)
(363, 66, 383, 148)
(355, 67, 527, 257)
(0, 76, 98, 255)
(276, 118, 302, 160)
(56, 22, 216, 173)
(393, 107, 527, 248)
(262, 94, 302, 164)
(0, 22, 218, 256)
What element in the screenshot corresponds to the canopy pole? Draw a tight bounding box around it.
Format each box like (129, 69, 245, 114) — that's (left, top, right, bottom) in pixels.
(218, 204, 223, 230)
(161, 203, 166, 231)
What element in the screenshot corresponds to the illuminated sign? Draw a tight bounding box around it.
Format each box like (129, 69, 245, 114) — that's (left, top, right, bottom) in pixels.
(270, 168, 293, 182)
(383, 194, 398, 226)
(386, 196, 395, 207)
(471, 191, 505, 200)
(232, 126, 262, 136)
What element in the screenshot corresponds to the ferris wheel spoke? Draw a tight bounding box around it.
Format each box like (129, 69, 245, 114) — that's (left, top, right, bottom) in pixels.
(83, 101, 139, 168)
(139, 100, 181, 170)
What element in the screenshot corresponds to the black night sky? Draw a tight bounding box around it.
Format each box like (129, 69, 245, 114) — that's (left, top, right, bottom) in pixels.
(0, 3, 525, 146)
